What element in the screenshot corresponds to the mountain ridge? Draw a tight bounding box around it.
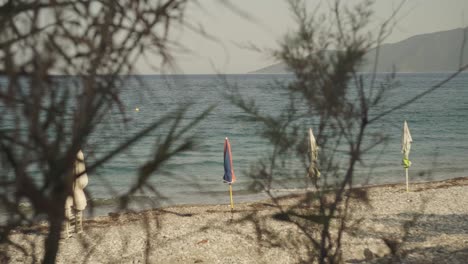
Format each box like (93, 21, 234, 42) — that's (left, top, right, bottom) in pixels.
(250, 27, 468, 74)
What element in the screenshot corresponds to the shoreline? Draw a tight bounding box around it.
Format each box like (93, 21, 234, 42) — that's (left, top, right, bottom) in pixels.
(92, 176, 468, 215)
(5, 176, 468, 225)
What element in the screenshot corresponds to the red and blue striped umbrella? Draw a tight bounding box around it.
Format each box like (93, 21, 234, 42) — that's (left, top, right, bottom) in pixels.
(223, 137, 236, 209)
(223, 137, 236, 183)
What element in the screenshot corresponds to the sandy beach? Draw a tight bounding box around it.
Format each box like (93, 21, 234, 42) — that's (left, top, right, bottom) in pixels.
(4, 177, 468, 263)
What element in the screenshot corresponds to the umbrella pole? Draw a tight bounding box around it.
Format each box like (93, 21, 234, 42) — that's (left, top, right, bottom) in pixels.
(229, 183, 234, 210)
(405, 168, 409, 192)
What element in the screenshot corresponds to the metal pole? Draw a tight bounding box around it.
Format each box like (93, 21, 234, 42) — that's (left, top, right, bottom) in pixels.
(229, 184, 234, 210)
(405, 168, 409, 192)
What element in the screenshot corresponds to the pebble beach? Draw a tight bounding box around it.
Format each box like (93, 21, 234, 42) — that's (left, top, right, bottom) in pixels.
(4, 177, 468, 263)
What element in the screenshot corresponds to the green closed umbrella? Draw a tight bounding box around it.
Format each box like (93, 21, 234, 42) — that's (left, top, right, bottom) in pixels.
(401, 120, 413, 192)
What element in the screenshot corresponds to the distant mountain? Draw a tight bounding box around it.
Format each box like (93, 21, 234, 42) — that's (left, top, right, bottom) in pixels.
(250, 27, 468, 74)
(251, 63, 291, 74)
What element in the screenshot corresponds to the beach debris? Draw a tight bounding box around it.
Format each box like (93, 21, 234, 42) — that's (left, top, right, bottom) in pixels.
(196, 239, 209, 245)
(108, 212, 120, 219)
(135, 107, 140, 112)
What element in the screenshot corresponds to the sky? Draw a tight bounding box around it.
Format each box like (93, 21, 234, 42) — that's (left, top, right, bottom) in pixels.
(136, 0, 468, 74)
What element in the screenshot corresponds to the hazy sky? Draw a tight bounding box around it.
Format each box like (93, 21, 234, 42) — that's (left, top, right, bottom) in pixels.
(137, 0, 468, 74)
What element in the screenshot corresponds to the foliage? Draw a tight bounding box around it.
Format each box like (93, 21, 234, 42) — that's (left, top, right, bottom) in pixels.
(0, 1, 212, 263)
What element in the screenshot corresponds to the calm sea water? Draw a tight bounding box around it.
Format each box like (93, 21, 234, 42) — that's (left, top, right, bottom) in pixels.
(3, 73, 467, 217)
(79, 73, 468, 214)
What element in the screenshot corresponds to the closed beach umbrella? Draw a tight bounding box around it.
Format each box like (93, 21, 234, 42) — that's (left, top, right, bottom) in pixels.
(308, 128, 320, 179)
(223, 137, 236, 209)
(401, 121, 413, 192)
(74, 150, 88, 211)
(64, 150, 89, 237)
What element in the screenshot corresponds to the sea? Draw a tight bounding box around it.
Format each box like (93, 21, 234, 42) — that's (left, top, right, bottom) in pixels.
(4, 73, 468, 217)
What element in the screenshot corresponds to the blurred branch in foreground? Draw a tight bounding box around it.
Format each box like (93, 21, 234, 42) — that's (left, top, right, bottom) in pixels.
(0, 0, 214, 263)
(227, 0, 467, 262)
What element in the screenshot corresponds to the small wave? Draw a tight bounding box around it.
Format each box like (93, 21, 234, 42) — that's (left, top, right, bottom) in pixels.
(165, 160, 220, 167)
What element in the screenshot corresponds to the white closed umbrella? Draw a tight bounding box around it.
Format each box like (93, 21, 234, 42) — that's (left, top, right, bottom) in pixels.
(308, 128, 320, 179)
(64, 150, 89, 238)
(401, 121, 413, 192)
